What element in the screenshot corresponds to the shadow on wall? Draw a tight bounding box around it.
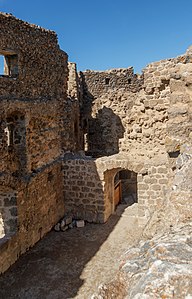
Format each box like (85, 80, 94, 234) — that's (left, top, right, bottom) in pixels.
(80, 73, 125, 158)
(87, 107, 125, 157)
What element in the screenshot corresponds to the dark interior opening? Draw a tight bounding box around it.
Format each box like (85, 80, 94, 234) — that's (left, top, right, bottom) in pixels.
(114, 169, 138, 207)
(168, 151, 180, 158)
(105, 78, 110, 85)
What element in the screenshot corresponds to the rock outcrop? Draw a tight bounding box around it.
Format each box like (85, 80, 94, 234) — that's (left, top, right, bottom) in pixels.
(92, 222, 192, 299)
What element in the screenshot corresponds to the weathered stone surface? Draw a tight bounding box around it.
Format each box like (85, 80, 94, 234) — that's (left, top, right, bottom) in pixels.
(92, 223, 192, 299)
(0, 13, 70, 274)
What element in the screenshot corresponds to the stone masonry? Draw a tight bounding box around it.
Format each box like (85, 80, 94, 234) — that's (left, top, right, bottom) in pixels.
(0, 13, 192, 274)
(0, 13, 69, 273)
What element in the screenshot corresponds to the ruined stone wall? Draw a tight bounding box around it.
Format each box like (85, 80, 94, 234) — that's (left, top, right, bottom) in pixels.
(138, 50, 192, 236)
(0, 100, 65, 175)
(0, 13, 68, 100)
(64, 62, 83, 151)
(0, 161, 64, 273)
(164, 50, 192, 226)
(91, 52, 192, 299)
(0, 13, 69, 273)
(81, 64, 172, 159)
(78, 50, 192, 226)
(1, 12, 192, 276)
(81, 54, 190, 159)
(81, 67, 143, 98)
(64, 62, 170, 224)
(64, 51, 182, 226)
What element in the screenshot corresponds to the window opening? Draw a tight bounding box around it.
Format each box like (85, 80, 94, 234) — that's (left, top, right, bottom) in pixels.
(5, 114, 25, 147)
(168, 151, 180, 158)
(4, 125, 13, 146)
(105, 78, 110, 85)
(0, 50, 18, 77)
(4, 113, 27, 173)
(84, 133, 88, 151)
(0, 55, 4, 75)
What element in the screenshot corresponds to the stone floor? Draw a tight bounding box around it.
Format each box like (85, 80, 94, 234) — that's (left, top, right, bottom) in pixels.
(0, 204, 143, 299)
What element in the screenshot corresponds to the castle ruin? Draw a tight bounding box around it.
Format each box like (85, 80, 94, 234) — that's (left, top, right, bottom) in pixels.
(0, 13, 192, 274)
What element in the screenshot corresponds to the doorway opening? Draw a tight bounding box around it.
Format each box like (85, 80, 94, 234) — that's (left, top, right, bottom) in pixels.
(114, 169, 137, 208)
(103, 168, 138, 221)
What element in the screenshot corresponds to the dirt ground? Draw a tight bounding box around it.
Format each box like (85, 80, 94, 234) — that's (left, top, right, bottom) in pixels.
(0, 204, 143, 299)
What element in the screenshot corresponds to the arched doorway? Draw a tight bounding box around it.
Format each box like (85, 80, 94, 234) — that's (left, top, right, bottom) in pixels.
(103, 168, 138, 221)
(114, 169, 138, 208)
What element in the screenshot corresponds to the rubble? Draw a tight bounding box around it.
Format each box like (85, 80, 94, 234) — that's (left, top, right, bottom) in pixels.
(54, 215, 86, 231)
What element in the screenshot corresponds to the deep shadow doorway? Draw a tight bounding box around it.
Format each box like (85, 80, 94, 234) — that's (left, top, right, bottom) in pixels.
(114, 169, 138, 208)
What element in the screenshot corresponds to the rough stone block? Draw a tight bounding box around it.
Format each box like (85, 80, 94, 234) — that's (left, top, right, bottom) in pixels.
(54, 223, 61, 232)
(151, 184, 161, 191)
(64, 216, 72, 225)
(76, 220, 85, 228)
(138, 184, 149, 191)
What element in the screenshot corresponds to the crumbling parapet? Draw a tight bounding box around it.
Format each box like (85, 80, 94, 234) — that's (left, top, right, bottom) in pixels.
(81, 67, 143, 98)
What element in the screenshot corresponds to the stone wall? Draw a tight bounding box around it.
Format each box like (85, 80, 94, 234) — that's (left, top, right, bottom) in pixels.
(63, 152, 170, 224)
(0, 13, 68, 100)
(80, 67, 143, 98)
(80, 52, 191, 159)
(63, 62, 83, 151)
(63, 154, 105, 223)
(0, 99, 67, 175)
(0, 13, 69, 274)
(81, 65, 171, 158)
(164, 52, 192, 226)
(90, 51, 192, 297)
(0, 160, 65, 273)
(79, 48, 192, 227)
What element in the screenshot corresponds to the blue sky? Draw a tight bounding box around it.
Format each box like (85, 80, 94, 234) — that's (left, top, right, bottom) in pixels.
(1, 0, 192, 73)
